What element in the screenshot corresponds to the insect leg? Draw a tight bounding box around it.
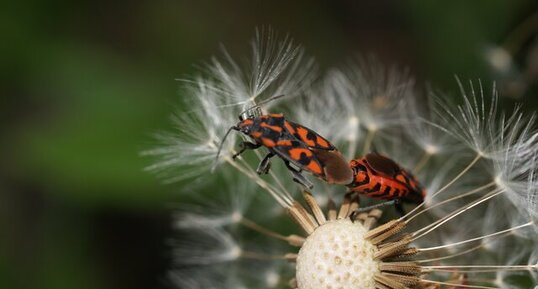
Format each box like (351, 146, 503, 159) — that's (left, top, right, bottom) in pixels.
(283, 161, 313, 189)
(232, 142, 261, 159)
(351, 198, 406, 216)
(350, 199, 397, 215)
(394, 198, 405, 216)
(256, 152, 275, 175)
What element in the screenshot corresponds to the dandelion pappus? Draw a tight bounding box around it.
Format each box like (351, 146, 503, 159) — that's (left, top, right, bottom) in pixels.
(347, 152, 426, 215)
(216, 100, 353, 189)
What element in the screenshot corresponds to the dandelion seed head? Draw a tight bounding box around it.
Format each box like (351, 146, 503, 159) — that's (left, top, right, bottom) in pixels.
(491, 144, 538, 225)
(172, 226, 240, 265)
(431, 80, 501, 157)
(295, 73, 357, 149)
(148, 32, 538, 289)
(173, 173, 256, 228)
(399, 88, 461, 157)
(332, 57, 414, 134)
(296, 219, 378, 289)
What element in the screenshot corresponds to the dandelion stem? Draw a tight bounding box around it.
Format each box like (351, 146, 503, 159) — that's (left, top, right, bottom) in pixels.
(361, 129, 376, 155)
(346, 117, 360, 159)
(420, 279, 498, 289)
(417, 235, 505, 263)
(419, 222, 533, 252)
(240, 251, 289, 260)
(268, 169, 293, 198)
(423, 264, 538, 273)
(401, 153, 482, 221)
(431, 153, 482, 198)
(413, 151, 431, 173)
(240, 217, 290, 241)
(226, 157, 292, 208)
(410, 189, 504, 240)
(239, 217, 304, 246)
(347, 138, 357, 160)
(407, 181, 496, 222)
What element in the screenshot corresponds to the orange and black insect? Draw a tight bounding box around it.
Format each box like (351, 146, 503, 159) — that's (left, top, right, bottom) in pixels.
(347, 152, 426, 215)
(216, 109, 352, 189)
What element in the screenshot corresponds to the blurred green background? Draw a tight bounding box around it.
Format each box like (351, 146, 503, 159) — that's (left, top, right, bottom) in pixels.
(2, 1, 538, 289)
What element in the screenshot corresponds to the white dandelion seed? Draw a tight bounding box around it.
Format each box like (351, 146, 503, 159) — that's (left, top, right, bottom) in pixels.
(204, 28, 317, 107)
(143, 29, 316, 193)
(527, 170, 538, 227)
(171, 226, 241, 266)
(295, 70, 359, 154)
(430, 79, 531, 160)
(398, 87, 464, 173)
(331, 56, 415, 156)
(142, 78, 237, 183)
(173, 173, 256, 228)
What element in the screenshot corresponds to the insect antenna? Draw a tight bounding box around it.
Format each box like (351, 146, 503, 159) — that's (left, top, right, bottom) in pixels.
(214, 94, 284, 171)
(214, 125, 240, 169)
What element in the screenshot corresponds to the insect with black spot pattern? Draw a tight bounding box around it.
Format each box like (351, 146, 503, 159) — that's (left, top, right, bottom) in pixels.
(347, 152, 426, 215)
(216, 106, 353, 189)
